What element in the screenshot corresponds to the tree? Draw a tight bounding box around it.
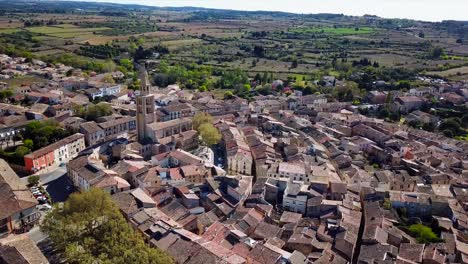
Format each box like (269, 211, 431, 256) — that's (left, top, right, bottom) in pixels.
(256, 84, 271, 96)
(15, 146, 29, 158)
(119, 58, 133, 72)
(253, 45, 265, 57)
(443, 129, 454, 138)
(291, 59, 298, 68)
(76, 103, 112, 121)
(389, 111, 401, 122)
(22, 120, 71, 151)
(462, 114, 468, 128)
(41, 188, 173, 264)
(27, 175, 40, 187)
(303, 86, 318, 96)
(24, 139, 33, 150)
(439, 118, 462, 136)
(198, 85, 207, 92)
(407, 120, 422, 129)
(199, 123, 222, 146)
(422, 122, 436, 132)
(102, 73, 115, 84)
(0, 89, 14, 102)
(429, 46, 444, 59)
(408, 224, 442, 244)
(193, 112, 213, 131)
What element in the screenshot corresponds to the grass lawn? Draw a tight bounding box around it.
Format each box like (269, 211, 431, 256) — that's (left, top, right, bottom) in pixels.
(290, 26, 377, 35)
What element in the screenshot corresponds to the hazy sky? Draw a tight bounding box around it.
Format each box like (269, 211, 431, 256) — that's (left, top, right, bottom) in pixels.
(82, 0, 468, 22)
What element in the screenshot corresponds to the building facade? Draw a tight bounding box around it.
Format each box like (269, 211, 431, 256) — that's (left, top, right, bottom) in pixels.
(24, 133, 86, 173)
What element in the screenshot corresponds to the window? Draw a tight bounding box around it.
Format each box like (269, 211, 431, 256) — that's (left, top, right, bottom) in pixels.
(0, 218, 8, 235)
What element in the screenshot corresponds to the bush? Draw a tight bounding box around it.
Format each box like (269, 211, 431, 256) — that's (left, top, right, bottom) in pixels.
(224, 91, 234, 99)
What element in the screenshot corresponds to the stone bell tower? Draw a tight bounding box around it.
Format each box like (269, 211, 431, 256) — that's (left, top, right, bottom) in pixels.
(136, 63, 155, 143)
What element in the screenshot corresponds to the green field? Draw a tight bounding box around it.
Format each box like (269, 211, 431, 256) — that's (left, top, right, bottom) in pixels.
(290, 26, 377, 35)
(427, 66, 468, 77)
(26, 24, 109, 38)
(0, 28, 21, 34)
(162, 39, 203, 50)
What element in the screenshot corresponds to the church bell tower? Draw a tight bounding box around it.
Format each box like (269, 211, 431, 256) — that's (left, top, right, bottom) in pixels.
(136, 63, 155, 143)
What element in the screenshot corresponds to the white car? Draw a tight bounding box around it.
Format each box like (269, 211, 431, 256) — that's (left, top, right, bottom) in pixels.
(37, 204, 52, 211)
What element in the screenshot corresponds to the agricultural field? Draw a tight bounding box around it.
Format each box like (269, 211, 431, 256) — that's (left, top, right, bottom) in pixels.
(427, 66, 468, 77)
(26, 24, 109, 38)
(289, 26, 377, 35)
(0, 0, 466, 89)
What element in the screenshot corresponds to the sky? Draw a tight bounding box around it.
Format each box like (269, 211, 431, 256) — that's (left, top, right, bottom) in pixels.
(80, 0, 468, 22)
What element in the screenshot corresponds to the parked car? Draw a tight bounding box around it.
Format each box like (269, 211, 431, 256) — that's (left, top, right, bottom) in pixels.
(37, 204, 52, 211)
(36, 195, 46, 201)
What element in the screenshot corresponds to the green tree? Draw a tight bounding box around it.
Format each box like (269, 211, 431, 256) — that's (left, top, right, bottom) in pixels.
(119, 58, 133, 72)
(408, 224, 442, 244)
(199, 123, 222, 146)
(15, 146, 30, 158)
(41, 188, 173, 264)
(0, 89, 14, 102)
(439, 118, 462, 136)
(422, 122, 436, 132)
(198, 85, 207, 92)
(102, 73, 116, 84)
(76, 103, 112, 121)
(256, 84, 272, 95)
(303, 86, 318, 96)
(291, 59, 298, 68)
(443, 129, 454, 138)
(429, 46, 444, 59)
(22, 120, 71, 150)
(24, 139, 33, 150)
(27, 175, 40, 186)
(193, 112, 214, 131)
(461, 114, 468, 128)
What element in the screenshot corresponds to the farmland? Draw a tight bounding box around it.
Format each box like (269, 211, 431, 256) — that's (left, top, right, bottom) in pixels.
(26, 24, 110, 38)
(0, 0, 466, 87)
(289, 26, 377, 35)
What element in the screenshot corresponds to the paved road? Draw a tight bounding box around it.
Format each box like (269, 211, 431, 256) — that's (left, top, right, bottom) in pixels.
(39, 166, 67, 185)
(20, 166, 67, 186)
(213, 144, 226, 168)
(45, 173, 75, 203)
(28, 223, 47, 243)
